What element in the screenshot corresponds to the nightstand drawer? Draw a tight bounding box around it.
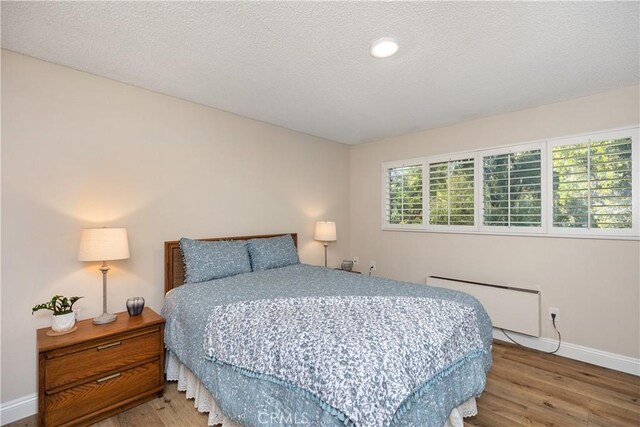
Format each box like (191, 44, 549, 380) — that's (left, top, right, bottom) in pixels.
(45, 328, 160, 390)
(45, 359, 160, 427)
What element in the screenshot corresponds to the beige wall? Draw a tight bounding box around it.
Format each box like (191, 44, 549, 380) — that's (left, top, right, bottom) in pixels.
(0, 50, 350, 402)
(349, 85, 640, 359)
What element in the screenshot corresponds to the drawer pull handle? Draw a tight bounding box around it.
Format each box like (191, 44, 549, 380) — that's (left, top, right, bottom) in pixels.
(97, 341, 122, 350)
(96, 372, 121, 383)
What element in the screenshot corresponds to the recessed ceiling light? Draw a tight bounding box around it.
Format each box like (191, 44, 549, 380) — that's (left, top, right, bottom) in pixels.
(370, 38, 399, 58)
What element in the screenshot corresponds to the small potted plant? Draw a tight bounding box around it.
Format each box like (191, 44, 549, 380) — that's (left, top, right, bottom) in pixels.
(32, 295, 83, 333)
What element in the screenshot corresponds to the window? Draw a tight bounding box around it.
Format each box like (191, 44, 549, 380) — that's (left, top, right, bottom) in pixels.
(482, 147, 543, 229)
(428, 157, 475, 227)
(551, 134, 634, 232)
(383, 161, 423, 227)
(381, 126, 638, 239)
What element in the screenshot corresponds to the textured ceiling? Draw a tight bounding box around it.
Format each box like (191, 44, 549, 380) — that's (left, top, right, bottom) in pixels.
(2, 1, 639, 144)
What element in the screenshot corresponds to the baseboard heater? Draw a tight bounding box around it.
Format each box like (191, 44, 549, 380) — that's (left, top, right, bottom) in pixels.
(427, 276, 540, 337)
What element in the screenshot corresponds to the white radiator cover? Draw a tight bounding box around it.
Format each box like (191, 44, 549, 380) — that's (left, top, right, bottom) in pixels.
(427, 276, 540, 337)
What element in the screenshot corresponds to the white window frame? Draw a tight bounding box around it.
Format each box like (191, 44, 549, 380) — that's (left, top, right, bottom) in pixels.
(380, 126, 639, 240)
(546, 128, 639, 238)
(381, 157, 426, 230)
(478, 142, 546, 234)
(424, 152, 479, 232)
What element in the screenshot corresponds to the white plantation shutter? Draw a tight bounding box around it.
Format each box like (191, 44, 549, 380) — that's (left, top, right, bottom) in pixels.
(380, 127, 638, 238)
(552, 137, 633, 230)
(383, 163, 423, 226)
(483, 149, 542, 228)
(428, 158, 475, 226)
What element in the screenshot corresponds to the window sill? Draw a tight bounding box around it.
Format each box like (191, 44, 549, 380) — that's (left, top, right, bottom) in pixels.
(381, 227, 640, 241)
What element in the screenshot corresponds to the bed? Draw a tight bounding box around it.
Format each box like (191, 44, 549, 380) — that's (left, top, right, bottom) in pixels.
(161, 233, 492, 427)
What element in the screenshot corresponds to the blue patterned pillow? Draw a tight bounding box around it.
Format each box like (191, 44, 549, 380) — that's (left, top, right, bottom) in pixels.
(247, 235, 300, 271)
(179, 238, 252, 283)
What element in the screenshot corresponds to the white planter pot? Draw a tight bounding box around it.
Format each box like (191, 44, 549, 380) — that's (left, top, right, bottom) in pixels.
(51, 312, 76, 332)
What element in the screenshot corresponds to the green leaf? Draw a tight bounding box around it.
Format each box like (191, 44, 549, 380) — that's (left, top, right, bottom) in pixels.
(32, 295, 83, 315)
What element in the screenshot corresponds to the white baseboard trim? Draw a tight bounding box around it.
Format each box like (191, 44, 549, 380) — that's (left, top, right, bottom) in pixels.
(0, 393, 37, 425)
(493, 328, 640, 376)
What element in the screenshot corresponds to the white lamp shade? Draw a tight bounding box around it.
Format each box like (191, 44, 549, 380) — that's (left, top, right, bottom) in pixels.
(78, 228, 130, 262)
(314, 221, 337, 242)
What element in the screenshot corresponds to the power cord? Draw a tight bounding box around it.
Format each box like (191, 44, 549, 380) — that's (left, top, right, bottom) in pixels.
(368, 265, 374, 276)
(499, 313, 562, 355)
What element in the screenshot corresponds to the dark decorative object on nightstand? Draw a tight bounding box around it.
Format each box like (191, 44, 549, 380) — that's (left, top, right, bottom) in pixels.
(341, 260, 354, 271)
(126, 297, 145, 316)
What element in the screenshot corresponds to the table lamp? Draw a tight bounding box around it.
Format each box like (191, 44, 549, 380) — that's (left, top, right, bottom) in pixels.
(314, 221, 337, 267)
(78, 228, 130, 324)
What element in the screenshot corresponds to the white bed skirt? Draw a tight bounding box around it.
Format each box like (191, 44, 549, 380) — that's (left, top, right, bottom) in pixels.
(165, 352, 477, 427)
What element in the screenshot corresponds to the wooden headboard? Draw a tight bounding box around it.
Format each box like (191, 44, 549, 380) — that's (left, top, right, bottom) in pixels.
(164, 233, 298, 294)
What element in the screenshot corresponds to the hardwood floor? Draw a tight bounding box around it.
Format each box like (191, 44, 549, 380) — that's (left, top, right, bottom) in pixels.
(8, 341, 639, 426)
(468, 342, 639, 426)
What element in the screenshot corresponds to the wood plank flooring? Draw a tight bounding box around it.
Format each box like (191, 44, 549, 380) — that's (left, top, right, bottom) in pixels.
(8, 341, 639, 426)
(468, 342, 639, 426)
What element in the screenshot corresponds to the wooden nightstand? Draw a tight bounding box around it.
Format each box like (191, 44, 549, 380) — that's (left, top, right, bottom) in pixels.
(37, 308, 165, 427)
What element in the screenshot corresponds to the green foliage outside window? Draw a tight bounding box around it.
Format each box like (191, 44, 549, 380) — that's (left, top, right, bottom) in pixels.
(387, 165, 423, 225)
(553, 138, 632, 229)
(483, 150, 542, 227)
(384, 132, 635, 234)
(429, 159, 474, 226)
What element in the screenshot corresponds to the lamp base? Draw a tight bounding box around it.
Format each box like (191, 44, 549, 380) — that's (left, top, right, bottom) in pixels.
(93, 312, 117, 325)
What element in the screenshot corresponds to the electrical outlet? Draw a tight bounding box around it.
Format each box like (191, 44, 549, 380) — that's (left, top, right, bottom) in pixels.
(548, 307, 559, 322)
(353, 256, 359, 265)
(369, 261, 376, 270)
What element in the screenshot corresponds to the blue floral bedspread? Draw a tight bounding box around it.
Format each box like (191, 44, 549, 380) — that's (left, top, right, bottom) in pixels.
(162, 264, 492, 427)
